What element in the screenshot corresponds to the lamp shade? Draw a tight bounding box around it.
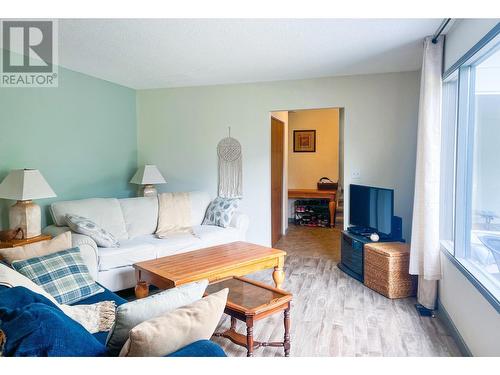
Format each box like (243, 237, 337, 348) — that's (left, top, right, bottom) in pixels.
(0, 169, 56, 201)
(130, 165, 166, 185)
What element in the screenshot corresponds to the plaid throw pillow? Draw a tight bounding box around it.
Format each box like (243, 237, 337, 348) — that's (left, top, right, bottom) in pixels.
(11, 248, 103, 305)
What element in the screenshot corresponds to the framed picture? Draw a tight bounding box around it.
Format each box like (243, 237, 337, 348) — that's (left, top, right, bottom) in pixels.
(293, 130, 316, 152)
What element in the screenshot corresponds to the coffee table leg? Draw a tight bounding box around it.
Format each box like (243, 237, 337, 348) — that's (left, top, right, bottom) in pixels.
(246, 318, 254, 357)
(134, 270, 149, 299)
(272, 255, 285, 289)
(284, 305, 291, 357)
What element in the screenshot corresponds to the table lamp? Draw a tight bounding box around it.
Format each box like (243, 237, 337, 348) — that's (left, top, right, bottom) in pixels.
(0, 169, 56, 238)
(130, 165, 166, 197)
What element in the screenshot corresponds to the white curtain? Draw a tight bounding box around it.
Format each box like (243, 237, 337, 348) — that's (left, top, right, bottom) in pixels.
(409, 36, 444, 310)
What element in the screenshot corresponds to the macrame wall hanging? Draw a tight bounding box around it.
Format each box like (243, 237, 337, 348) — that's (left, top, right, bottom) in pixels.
(217, 127, 242, 198)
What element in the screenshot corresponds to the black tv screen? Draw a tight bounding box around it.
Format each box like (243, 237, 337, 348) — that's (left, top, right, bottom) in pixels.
(349, 184, 394, 236)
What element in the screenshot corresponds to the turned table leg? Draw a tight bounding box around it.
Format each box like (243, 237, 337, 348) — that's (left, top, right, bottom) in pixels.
(272, 256, 285, 289)
(134, 270, 149, 299)
(135, 281, 149, 299)
(329, 198, 336, 228)
(246, 318, 254, 357)
(284, 305, 291, 357)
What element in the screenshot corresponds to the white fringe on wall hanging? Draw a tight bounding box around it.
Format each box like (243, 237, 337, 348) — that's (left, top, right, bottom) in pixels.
(217, 128, 242, 198)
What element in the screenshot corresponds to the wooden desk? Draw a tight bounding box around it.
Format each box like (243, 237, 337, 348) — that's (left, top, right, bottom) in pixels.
(288, 189, 336, 228)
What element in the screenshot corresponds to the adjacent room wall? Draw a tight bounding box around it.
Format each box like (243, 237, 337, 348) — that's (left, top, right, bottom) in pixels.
(0, 65, 137, 229)
(137, 71, 420, 245)
(438, 19, 500, 356)
(288, 108, 339, 189)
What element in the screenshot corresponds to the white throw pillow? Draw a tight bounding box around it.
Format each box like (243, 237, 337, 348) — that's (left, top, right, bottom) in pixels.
(65, 214, 119, 248)
(119, 288, 228, 357)
(106, 279, 209, 355)
(0, 232, 72, 264)
(203, 197, 240, 228)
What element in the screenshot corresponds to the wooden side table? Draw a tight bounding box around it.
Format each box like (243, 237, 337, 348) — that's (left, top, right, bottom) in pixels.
(0, 234, 52, 249)
(206, 276, 293, 357)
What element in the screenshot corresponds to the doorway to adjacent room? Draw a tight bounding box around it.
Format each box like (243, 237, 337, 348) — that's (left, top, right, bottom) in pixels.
(270, 108, 344, 246)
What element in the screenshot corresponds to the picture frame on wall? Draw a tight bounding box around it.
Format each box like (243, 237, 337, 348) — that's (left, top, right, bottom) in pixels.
(293, 130, 316, 152)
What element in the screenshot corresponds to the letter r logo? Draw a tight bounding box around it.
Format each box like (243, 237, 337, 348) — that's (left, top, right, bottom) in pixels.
(2, 21, 53, 73)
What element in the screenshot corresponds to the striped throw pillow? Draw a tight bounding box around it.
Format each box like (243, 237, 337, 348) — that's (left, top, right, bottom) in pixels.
(11, 247, 103, 305)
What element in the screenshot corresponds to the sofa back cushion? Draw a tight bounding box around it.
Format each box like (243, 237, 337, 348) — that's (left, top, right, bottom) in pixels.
(51, 198, 128, 241)
(188, 191, 211, 226)
(119, 197, 158, 238)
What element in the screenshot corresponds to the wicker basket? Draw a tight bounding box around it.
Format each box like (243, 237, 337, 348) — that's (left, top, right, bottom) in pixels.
(364, 242, 417, 299)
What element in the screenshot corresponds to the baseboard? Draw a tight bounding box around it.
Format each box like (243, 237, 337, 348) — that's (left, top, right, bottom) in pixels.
(436, 298, 472, 357)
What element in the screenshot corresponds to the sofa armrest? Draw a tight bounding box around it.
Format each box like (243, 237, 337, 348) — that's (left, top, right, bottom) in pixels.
(43, 225, 99, 281)
(229, 212, 249, 240)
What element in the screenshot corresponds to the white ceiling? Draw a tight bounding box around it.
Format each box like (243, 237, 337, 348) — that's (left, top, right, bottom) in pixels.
(59, 19, 443, 89)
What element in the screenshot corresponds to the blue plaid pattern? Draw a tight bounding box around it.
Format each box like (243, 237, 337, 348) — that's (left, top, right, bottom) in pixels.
(11, 247, 103, 305)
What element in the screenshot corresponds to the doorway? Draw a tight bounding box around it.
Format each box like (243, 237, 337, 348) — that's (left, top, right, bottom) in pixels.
(270, 108, 343, 247)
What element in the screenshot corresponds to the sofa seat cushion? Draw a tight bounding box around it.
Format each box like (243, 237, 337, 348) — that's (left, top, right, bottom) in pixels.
(98, 226, 242, 272)
(193, 224, 241, 245)
(98, 238, 158, 271)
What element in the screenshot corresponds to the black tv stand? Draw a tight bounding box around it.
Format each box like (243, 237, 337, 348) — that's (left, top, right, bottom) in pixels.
(338, 230, 399, 282)
(347, 227, 392, 241)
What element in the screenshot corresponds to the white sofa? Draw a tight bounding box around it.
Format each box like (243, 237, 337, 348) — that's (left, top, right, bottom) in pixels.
(43, 191, 249, 291)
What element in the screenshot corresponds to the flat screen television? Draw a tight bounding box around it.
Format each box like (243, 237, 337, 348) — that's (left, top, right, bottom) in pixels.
(349, 184, 394, 237)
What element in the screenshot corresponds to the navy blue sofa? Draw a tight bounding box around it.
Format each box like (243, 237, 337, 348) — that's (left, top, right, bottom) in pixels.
(0, 285, 226, 357)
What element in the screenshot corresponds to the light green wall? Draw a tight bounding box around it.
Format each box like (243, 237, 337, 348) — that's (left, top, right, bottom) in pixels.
(0, 65, 137, 229)
(137, 71, 420, 245)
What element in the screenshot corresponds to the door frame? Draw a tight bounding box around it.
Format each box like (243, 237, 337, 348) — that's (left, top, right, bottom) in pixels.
(271, 116, 285, 246)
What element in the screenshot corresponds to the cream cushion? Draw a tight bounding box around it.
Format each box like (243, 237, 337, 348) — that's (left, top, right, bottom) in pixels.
(106, 280, 208, 355)
(0, 232, 72, 264)
(119, 288, 228, 357)
(156, 192, 193, 237)
(50, 198, 129, 240)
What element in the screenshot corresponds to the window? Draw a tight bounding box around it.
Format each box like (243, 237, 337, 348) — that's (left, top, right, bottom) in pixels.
(441, 30, 500, 308)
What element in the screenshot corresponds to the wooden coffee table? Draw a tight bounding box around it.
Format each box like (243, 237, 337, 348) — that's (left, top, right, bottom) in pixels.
(133, 241, 286, 298)
(206, 276, 292, 357)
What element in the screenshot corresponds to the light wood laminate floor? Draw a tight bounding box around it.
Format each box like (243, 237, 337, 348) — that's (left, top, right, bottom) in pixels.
(212, 225, 461, 357)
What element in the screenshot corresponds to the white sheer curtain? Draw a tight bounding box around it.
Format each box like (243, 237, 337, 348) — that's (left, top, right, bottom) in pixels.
(409, 36, 444, 310)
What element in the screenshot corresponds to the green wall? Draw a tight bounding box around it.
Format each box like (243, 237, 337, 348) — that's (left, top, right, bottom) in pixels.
(0, 65, 137, 229)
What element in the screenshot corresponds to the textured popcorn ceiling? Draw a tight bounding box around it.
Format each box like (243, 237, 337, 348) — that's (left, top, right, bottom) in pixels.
(58, 19, 443, 89)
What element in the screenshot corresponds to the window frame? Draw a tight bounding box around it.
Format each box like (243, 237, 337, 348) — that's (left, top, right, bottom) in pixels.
(441, 23, 500, 313)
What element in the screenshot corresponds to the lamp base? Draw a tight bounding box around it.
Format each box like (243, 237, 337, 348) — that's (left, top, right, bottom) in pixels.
(9, 200, 41, 239)
(138, 184, 158, 197)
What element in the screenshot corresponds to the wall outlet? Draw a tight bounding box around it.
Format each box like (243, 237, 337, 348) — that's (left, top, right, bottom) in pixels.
(351, 170, 361, 179)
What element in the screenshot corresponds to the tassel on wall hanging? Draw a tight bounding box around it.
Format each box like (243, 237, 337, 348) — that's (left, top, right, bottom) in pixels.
(217, 127, 242, 198)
